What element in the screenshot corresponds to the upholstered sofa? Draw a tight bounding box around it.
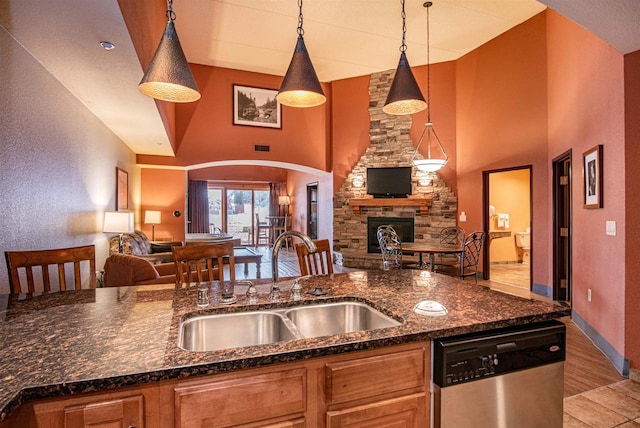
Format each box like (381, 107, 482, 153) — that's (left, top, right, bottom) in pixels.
(103, 254, 179, 287)
(108, 230, 182, 264)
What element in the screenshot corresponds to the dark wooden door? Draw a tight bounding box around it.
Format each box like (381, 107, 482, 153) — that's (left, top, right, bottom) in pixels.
(553, 151, 572, 303)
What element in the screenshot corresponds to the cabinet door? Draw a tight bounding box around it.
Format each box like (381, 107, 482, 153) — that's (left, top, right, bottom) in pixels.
(63, 394, 144, 428)
(174, 368, 306, 428)
(326, 393, 427, 428)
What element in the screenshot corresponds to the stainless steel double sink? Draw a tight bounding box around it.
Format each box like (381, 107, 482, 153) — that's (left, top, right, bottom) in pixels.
(178, 301, 401, 352)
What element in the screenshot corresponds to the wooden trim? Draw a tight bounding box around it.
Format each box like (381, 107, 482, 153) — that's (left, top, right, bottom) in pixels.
(349, 198, 433, 216)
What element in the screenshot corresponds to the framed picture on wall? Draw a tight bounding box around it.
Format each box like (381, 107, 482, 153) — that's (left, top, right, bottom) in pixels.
(233, 84, 282, 129)
(583, 145, 603, 209)
(116, 167, 129, 210)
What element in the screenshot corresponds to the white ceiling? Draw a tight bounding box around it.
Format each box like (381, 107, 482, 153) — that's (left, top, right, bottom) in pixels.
(1, 0, 639, 158)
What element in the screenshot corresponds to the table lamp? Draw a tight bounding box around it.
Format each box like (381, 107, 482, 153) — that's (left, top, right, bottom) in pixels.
(278, 195, 291, 216)
(144, 210, 161, 241)
(103, 211, 134, 253)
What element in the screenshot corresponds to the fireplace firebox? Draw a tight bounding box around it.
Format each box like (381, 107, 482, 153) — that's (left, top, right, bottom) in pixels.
(368, 217, 415, 253)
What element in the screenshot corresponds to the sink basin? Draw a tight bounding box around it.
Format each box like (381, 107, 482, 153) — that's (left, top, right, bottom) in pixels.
(285, 302, 401, 338)
(178, 311, 298, 352)
(178, 301, 401, 351)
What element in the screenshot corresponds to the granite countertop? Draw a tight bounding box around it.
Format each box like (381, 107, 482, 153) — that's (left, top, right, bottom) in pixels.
(0, 270, 569, 421)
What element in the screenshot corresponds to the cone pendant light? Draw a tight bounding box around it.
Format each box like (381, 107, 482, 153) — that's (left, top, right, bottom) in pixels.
(139, 0, 200, 103)
(383, 0, 427, 115)
(277, 0, 326, 108)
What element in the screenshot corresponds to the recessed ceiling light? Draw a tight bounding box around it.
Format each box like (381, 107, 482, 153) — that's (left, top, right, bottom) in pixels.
(100, 41, 115, 50)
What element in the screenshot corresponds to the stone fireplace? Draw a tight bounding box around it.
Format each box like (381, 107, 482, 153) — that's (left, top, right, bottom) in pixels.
(367, 217, 414, 253)
(333, 69, 458, 270)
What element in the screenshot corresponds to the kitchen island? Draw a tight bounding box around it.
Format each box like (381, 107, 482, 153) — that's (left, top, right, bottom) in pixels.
(0, 269, 569, 426)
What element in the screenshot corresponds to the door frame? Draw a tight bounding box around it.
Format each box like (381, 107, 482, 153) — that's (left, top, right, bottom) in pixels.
(552, 150, 572, 303)
(306, 182, 318, 240)
(482, 165, 533, 284)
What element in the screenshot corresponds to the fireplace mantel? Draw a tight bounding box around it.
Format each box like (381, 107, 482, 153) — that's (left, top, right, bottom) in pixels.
(350, 197, 433, 216)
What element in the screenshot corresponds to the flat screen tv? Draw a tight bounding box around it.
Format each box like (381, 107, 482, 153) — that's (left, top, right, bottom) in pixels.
(366, 167, 412, 198)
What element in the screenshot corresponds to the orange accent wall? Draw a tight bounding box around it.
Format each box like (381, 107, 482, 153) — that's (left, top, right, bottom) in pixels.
(140, 169, 187, 242)
(547, 10, 626, 355)
(456, 12, 548, 286)
(137, 65, 330, 172)
(331, 75, 371, 191)
(188, 166, 287, 183)
(624, 48, 640, 370)
(411, 61, 458, 192)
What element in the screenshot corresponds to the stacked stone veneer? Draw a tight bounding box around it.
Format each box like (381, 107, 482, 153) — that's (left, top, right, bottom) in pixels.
(333, 70, 458, 270)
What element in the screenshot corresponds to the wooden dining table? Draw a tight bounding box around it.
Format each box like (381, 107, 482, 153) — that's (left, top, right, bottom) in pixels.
(401, 242, 464, 272)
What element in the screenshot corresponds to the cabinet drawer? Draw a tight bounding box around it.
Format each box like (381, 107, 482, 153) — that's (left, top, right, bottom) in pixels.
(326, 393, 427, 428)
(63, 394, 144, 428)
(325, 348, 425, 405)
(175, 368, 306, 428)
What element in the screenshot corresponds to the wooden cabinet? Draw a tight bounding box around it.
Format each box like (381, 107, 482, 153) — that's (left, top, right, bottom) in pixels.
(3, 342, 430, 428)
(322, 347, 429, 428)
(326, 394, 427, 428)
(174, 368, 306, 428)
(63, 395, 144, 428)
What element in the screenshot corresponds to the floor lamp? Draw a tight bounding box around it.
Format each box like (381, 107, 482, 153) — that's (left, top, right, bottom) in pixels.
(144, 210, 162, 241)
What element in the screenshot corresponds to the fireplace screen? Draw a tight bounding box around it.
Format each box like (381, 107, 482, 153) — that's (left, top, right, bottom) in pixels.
(368, 217, 415, 253)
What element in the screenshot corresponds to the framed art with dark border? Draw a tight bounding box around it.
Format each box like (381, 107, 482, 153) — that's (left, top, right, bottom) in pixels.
(116, 167, 129, 211)
(233, 84, 281, 129)
(583, 145, 603, 209)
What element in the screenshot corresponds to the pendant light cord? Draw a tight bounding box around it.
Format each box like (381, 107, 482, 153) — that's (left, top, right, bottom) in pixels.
(400, 0, 407, 53)
(297, 0, 305, 36)
(426, 1, 431, 122)
(166, 0, 176, 22)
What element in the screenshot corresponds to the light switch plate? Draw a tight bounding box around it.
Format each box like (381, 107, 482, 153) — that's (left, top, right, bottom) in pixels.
(606, 221, 616, 236)
(459, 212, 467, 222)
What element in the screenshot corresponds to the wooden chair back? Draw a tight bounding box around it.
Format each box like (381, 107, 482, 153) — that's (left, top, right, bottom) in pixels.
(295, 239, 334, 276)
(5, 245, 96, 294)
(172, 242, 235, 285)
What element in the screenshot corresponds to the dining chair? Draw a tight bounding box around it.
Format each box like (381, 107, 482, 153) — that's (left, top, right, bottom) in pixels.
(273, 215, 292, 249)
(436, 231, 486, 283)
(295, 239, 334, 276)
(172, 242, 235, 285)
(435, 226, 466, 268)
(5, 245, 96, 294)
(255, 213, 271, 246)
(376, 225, 404, 270)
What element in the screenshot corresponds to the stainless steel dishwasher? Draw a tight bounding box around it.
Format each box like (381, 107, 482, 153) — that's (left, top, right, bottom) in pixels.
(433, 320, 566, 428)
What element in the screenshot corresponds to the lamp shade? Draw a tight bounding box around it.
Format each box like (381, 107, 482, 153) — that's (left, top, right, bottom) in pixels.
(383, 52, 427, 115)
(138, 20, 201, 103)
(413, 158, 447, 172)
(144, 210, 162, 225)
(278, 195, 291, 206)
(277, 35, 326, 108)
(103, 211, 134, 234)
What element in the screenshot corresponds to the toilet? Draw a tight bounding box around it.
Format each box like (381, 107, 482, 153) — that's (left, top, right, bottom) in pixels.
(515, 228, 531, 264)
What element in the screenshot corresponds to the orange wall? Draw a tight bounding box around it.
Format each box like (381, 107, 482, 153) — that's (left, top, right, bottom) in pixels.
(188, 166, 287, 183)
(624, 49, 640, 369)
(456, 12, 548, 287)
(547, 10, 626, 356)
(137, 65, 330, 172)
(411, 61, 458, 192)
(140, 169, 187, 242)
(330, 75, 371, 191)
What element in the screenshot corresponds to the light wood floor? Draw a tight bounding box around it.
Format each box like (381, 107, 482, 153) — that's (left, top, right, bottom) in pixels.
(231, 247, 633, 427)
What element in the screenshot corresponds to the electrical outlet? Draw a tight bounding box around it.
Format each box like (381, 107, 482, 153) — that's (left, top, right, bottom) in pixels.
(588, 288, 592, 302)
